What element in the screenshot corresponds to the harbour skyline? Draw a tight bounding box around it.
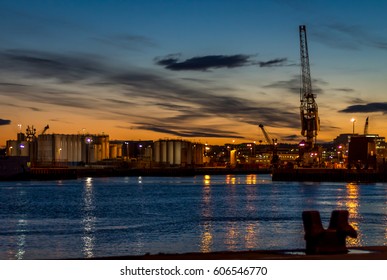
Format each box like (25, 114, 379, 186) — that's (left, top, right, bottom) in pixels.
(1, 0, 387, 146)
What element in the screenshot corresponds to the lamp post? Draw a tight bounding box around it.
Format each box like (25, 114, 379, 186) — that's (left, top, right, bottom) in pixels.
(138, 144, 143, 161)
(351, 118, 356, 135)
(85, 137, 93, 165)
(124, 142, 129, 160)
(58, 148, 62, 165)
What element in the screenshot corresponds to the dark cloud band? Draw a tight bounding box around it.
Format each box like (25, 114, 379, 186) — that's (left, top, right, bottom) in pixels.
(155, 54, 290, 71)
(340, 102, 387, 113)
(0, 119, 11, 126)
(155, 54, 253, 71)
(258, 58, 288, 67)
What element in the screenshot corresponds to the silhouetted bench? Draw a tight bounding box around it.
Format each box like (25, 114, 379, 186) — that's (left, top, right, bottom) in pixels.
(302, 210, 357, 254)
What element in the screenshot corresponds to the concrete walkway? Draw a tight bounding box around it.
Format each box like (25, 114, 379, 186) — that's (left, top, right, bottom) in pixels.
(95, 246, 387, 260)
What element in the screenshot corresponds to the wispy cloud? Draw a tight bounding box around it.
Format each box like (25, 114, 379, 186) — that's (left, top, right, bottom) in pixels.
(257, 58, 289, 67)
(0, 49, 105, 83)
(347, 97, 367, 104)
(94, 34, 158, 51)
(281, 134, 300, 142)
(263, 75, 326, 95)
(135, 122, 245, 138)
(0, 82, 27, 87)
(0, 48, 300, 139)
(332, 88, 355, 93)
(313, 23, 387, 51)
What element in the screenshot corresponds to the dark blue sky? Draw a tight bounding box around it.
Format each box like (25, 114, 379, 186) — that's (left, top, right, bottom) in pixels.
(1, 0, 387, 144)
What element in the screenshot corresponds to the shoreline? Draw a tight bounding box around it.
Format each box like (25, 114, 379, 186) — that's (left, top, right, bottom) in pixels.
(90, 246, 387, 260)
(1, 166, 271, 181)
(272, 168, 387, 182)
(4, 166, 387, 183)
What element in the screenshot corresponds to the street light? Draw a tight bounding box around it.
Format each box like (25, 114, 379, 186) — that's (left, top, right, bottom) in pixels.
(138, 144, 143, 160)
(351, 118, 356, 134)
(124, 142, 129, 160)
(85, 137, 93, 164)
(58, 148, 62, 162)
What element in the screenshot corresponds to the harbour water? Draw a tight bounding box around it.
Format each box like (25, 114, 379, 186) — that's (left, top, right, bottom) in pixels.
(0, 174, 386, 259)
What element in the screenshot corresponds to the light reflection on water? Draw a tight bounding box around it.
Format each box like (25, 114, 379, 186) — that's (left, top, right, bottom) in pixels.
(0, 174, 386, 259)
(82, 177, 95, 258)
(15, 190, 27, 260)
(16, 217, 27, 260)
(345, 183, 362, 247)
(200, 176, 212, 253)
(385, 198, 387, 246)
(245, 177, 258, 249)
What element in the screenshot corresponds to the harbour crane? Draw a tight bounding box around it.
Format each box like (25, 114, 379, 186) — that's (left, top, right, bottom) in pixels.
(364, 117, 369, 135)
(259, 124, 276, 145)
(258, 124, 279, 167)
(41, 124, 49, 135)
(299, 25, 319, 151)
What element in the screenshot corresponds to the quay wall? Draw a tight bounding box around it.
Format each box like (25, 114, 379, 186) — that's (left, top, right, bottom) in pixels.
(272, 168, 387, 182)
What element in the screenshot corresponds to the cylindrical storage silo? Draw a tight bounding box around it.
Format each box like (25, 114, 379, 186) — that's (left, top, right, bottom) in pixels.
(72, 135, 77, 163)
(181, 141, 188, 166)
(104, 136, 109, 159)
(161, 141, 167, 163)
(77, 135, 82, 162)
(154, 141, 161, 163)
(21, 141, 29, 157)
(117, 145, 122, 158)
(167, 141, 174, 165)
(186, 142, 191, 166)
(62, 135, 68, 163)
(110, 145, 117, 159)
(174, 140, 182, 165)
(54, 135, 60, 163)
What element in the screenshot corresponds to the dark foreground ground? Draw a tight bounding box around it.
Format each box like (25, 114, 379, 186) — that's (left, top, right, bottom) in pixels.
(92, 246, 387, 260)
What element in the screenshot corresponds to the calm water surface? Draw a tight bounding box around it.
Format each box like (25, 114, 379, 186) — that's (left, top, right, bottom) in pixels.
(0, 174, 386, 259)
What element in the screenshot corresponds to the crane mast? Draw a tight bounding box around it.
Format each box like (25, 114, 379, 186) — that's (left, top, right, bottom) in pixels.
(299, 25, 319, 151)
(258, 124, 279, 168)
(258, 124, 273, 145)
(364, 117, 369, 135)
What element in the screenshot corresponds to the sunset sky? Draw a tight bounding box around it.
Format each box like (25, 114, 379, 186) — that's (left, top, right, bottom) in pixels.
(1, 0, 387, 146)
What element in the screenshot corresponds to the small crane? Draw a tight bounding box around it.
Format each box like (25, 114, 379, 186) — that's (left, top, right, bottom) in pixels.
(259, 124, 276, 145)
(41, 125, 49, 135)
(364, 117, 369, 135)
(258, 124, 279, 168)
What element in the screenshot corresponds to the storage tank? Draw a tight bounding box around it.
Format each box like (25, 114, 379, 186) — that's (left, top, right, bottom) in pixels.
(161, 140, 167, 163)
(37, 134, 54, 163)
(167, 141, 174, 165)
(174, 140, 182, 165)
(154, 141, 161, 162)
(110, 144, 118, 159)
(153, 139, 204, 166)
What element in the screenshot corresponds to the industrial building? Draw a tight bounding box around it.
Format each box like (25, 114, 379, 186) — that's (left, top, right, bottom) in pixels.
(6, 133, 31, 157)
(153, 139, 204, 167)
(36, 134, 109, 165)
(5, 132, 205, 168)
(108, 140, 123, 159)
(348, 135, 377, 169)
(6, 133, 110, 166)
